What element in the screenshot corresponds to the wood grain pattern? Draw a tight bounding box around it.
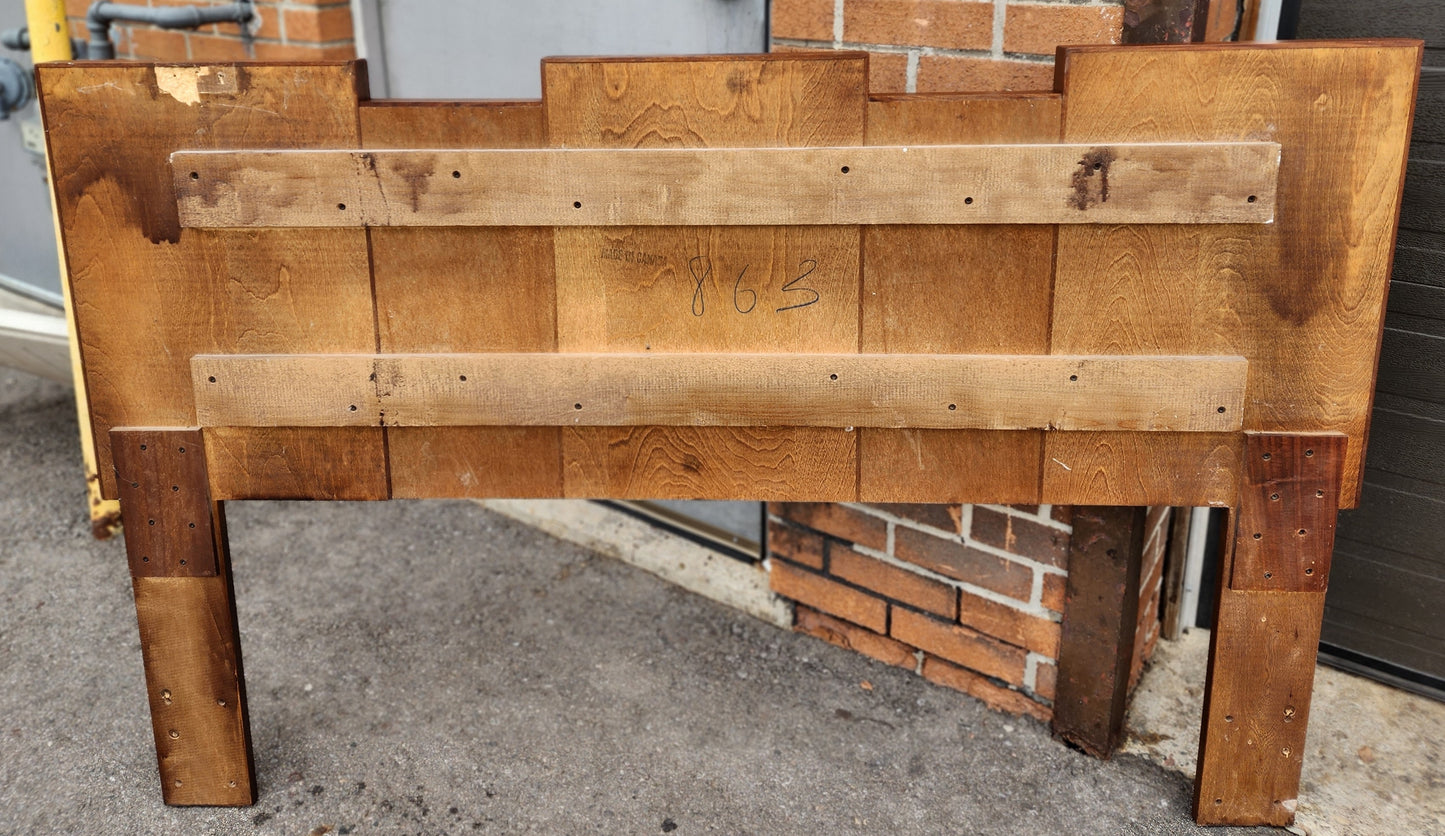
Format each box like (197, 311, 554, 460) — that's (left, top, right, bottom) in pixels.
(37, 62, 381, 498)
(545, 54, 867, 501)
(1042, 431, 1242, 506)
(860, 93, 1062, 503)
(191, 352, 1246, 433)
(1230, 433, 1345, 592)
(204, 427, 389, 501)
(113, 428, 216, 577)
(1051, 41, 1422, 508)
(172, 142, 1280, 227)
(1195, 588, 1325, 826)
(358, 100, 564, 500)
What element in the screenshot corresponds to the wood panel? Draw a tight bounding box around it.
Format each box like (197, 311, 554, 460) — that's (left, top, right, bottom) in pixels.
(1050, 40, 1422, 508)
(1195, 587, 1325, 826)
(37, 62, 382, 498)
(1230, 433, 1345, 592)
(859, 93, 1060, 503)
(1042, 431, 1242, 507)
(358, 101, 563, 499)
(190, 352, 1247, 432)
(203, 427, 389, 501)
(172, 142, 1280, 227)
(112, 428, 216, 577)
(544, 54, 867, 500)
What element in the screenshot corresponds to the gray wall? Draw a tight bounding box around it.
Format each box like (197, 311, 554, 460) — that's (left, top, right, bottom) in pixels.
(0, 2, 63, 296)
(366, 0, 767, 99)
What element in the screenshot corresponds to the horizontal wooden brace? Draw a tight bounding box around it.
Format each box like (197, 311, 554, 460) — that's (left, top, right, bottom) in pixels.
(191, 353, 1247, 432)
(172, 142, 1279, 228)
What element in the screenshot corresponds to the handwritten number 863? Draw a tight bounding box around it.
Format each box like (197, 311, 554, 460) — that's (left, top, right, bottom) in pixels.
(687, 257, 820, 317)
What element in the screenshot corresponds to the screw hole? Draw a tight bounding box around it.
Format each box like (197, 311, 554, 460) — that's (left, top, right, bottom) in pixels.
(179, 559, 186, 566)
(177, 446, 185, 453)
(168, 730, 179, 739)
(948, 403, 957, 411)
(148, 519, 155, 526)
(1093, 162, 1103, 171)
(1305, 448, 1314, 457)
(1264, 571, 1272, 579)
(142, 556, 150, 563)
(228, 780, 237, 788)
(452, 170, 461, 178)
(1252, 532, 1262, 540)
(1262, 452, 1272, 461)
(172, 485, 179, 492)
(964, 196, 973, 205)
(1298, 528, 1306, 536)
(1069, 374, 1078, 382)
(1247, 195, 1257, 203)
(1305, 568, 1314, 575)
(1217, 406, 1226, 413)
(573, 201, 582, 209)
(459, 375, 467, 381)
(840, 165, 850, 174)
(348, 404, 358, 412)
(1270, 493, 1279, 500)
(130, 482, 138, 488)
(337, 203, 346, 211)
(1214, 798, 1222, 806)
(1316, 489, 1325, 498)
(1224, 715, 1233, 722)
(574, 403, 582, 410)
(188, 522, 196, 529)
(189, 171, 199, 180)
(207, 376, 216, 383)
(218, 698, 227, 707)
(139, 444, 147, 451)
(829, 373, 838, 380)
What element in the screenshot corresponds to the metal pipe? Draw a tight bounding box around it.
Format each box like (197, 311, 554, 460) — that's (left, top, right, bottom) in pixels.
(86, 0, 254, 60)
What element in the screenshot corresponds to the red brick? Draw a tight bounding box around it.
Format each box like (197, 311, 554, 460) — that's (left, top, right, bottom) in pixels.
(873, 502, 961, 533)
(830, 545, 956, 618)
(768, 521, 826, 570)
(1040, 571, 1066, 613)
(250, 2, 283, 41)
(187, 33, 251, 62)
(922, 656, 1050, 722)
(957, 587, 1060, 657)
(843, 0, 992, 50)
(64, 0, 90, 17)
(771, 502, 887, 551)
(283, 4, 355, 43)
(795, 606, 917, 670)
(970, 506, 1069, 568)
(1004, 2, 1123, 56)
(128, 28, 188, 61)
(890, 607, 1025, 684)
(1033, 659, 1057, 702)
(771, 561, 887, 633)
(893, 526, 1034, 601)
(772, 0, 836, 41)
(916, 54, 1054, 93)
(249, 41, 356, 60)
(866, 51, 909, 94)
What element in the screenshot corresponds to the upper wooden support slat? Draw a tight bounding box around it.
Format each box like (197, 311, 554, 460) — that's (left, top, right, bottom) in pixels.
(172, 143, 1279, 228)
(191, 353, 1247, 432)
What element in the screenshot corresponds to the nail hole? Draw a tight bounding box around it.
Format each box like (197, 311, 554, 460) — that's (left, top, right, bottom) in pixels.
(139, 444, 147, 451)
(1316, 489, 1325, 498)
(1270, 493, 1279, 501)
(452, 170, 461, 178)
(1217, 406, 1226, 413)
(148, 519, 155, 526)
(217, 698, 227, 707)
(131, 482, 139, 488)
(948, 403, 957, 411)
(1262, 452, 1272, 460)
(1093, 162, 1103, 171)
(179, 559, 186, 566)
(1225, 715, 1233, 722)
(189, 171, 199, 180)
(1304, 568, 1314, 575)
(337, 203, 346, 211)
(207, 376, 216, 383)
(188, 522, 196, 529)
(829, 373, 838, 380)
(1252, 532, 1262, 540)
(1106, 549, 1117, 558)
(574, 403, 582, 410)
(1298, 528, 1306, 536)
(1215, 798, 1222, 806)
(1264, 571, 1272, 579)
(964, 196, 973, 205)
(177, 447, 185, 453)
(348, 405, 358, 412)
(1247, 195, 1257, 203)
(141, 556, 149, 563)
(1305, 448, 1314, 457)
(459, 375, 467, 381)
(1069, 374, 1078, 382)
(172, 485, 179, 492)
(840, 165, 849, 174)
(573, 201, 582, 209)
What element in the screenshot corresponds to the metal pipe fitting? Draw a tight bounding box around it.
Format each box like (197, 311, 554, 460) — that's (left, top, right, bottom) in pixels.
(85, 0, 254, 60)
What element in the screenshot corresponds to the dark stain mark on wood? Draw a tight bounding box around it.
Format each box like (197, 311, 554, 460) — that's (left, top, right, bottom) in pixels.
(1069, 148, 1117, 211)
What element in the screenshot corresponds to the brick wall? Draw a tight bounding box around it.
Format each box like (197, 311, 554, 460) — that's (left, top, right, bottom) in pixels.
(771, 0, 1125, 92)
(64, 0, 355, 62)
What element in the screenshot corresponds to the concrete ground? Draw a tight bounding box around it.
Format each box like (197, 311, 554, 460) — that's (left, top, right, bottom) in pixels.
(0, 368, 1435, 835)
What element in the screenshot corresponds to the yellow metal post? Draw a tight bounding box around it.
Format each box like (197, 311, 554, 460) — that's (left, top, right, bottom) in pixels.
(26, 0, 123, 537)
